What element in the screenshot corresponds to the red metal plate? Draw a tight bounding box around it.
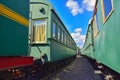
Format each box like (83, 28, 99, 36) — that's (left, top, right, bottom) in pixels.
(0, 57, 33, 70)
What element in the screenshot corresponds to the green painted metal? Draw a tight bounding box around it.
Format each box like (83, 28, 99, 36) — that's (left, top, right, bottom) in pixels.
(0, 0, 29, 56)
(30, 44, 50, 61)
(1, 0, 29, 19)
(30, 0, 51, 61)
(50, 40, 76, 61)
(94, 0, 120, 73)
(82, 0, 120, 73)
(30, 0, 76, 62)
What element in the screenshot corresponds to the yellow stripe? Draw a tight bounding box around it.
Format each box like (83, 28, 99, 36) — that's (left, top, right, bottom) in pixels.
(0, 4, 29, 27)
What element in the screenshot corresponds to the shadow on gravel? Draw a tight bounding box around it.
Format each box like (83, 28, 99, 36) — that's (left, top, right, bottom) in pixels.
(43, 56, 104, 80)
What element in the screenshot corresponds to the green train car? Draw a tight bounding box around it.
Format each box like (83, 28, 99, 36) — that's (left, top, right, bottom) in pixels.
(29, 0, 76, 62)
(0, 1, 34, 80)
(0, 0, 76, 79)
(82, 24, 94, 58)
(0, 0, 29, 56)
(82, 0, 120, 76)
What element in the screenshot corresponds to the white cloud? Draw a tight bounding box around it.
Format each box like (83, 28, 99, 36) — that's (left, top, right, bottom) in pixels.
(66, 0, 83, 16)
(66, 0, 96, 16)
(71, 28, 86, 48)
(74, 28, 82, 33)
(83, 0, 96, 11)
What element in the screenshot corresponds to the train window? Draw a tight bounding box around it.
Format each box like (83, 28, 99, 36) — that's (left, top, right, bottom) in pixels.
(70, 39, 71, 47)
(69, 38, 71, 47)
(58, 26, 61, 41)
(101, 0, 114, 23)
(93, 10, 100, 38)
(64, 33, 67, 45)
(32, 19, 46, 43)
(61, 30, 64, 43)
(52, 21, 57, 40)
(66, 35, 69, 46)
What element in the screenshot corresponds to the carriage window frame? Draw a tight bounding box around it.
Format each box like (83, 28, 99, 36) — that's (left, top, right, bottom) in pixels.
(101, 0, 114, 23)
(52, 21, 58, 40)
(66, 34, 69, 46)
(61, 30, 64, 43)
(57, 26, 61, 42)
(93, 10, 100, 38)
(32, 19, 46, 44)
(64, 33, 67, 45)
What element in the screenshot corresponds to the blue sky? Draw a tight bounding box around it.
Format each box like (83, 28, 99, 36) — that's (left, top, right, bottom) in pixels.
(49, 0, 95, 48)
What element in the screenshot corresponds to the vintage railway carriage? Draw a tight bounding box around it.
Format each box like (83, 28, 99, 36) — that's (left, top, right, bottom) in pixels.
(82, 0, 120, 77)
(0, 0, 33, 80)
(0, 0, 29, 56)
(30, 0, 76, 62)
(0, 0, 76, 79)
(81, 21, 94, 57)
(1, 0, 120, 79)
